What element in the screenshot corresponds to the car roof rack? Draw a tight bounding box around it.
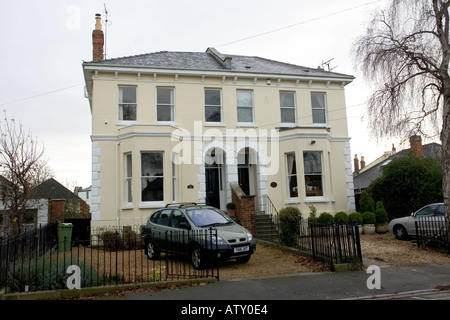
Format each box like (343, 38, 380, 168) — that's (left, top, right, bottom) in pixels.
(165, 202, 198, 208)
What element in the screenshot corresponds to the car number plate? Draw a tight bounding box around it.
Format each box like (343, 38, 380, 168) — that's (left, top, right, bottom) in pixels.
(234, 246, 249, 253)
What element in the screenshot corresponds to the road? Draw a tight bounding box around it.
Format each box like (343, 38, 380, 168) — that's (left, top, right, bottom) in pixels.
(124, 261, 450, 301)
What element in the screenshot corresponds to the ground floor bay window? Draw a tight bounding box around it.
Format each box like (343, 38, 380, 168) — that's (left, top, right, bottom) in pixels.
(303, 151, 323, 197)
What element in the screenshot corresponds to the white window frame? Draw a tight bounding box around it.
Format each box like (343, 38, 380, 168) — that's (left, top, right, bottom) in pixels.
(236, 89, 254, 125)
(311, 92, 327, 125)
(118, 86, 137, 122)
(286, 153, 298, 199)
(157, 87, 175, 123)
(140, 152, 164, 204)
(125, 153, 133, 205)
(204, 88, 222, 123)
(303, 151, 324, 198)
(280, 91, 296, 126)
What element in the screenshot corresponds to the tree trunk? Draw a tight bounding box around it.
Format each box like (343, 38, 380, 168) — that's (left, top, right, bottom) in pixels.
(442, 91, 450, 225)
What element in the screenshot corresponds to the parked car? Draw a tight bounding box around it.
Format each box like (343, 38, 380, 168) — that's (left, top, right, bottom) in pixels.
(142, 203, 256, 269)
(388, 203, 445, 240)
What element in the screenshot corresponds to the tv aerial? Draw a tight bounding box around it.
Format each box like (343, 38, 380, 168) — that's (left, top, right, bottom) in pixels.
(103, 3, 112, 59)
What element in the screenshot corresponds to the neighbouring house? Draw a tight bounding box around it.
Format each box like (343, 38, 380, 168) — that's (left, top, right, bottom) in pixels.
(0, 178, 91, 239)
(82, 14, 356, 230)
(74, 185, 92, 208)
(353, 135, 442, 211)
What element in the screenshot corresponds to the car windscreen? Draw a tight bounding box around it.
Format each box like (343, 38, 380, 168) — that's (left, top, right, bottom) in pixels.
(186, 208, 233, 227)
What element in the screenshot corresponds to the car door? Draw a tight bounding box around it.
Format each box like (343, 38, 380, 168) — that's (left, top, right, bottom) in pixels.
(168, 209, 191, 255)
(152, 209, 173, 251)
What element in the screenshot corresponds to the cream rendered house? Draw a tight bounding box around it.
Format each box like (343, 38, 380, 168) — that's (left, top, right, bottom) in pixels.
(82, 15, 356, 229)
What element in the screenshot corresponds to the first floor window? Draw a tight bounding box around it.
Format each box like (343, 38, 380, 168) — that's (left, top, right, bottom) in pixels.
(237, 89, 254, 123)
(125, 153, 133, 203)
(141, 152, 164, 202)
(311, 92, 326, 124)
(119, 86, 137, 121)
(303, 151, 323, 197)
(280, 92, 296, 124)
(157, 87, 174, 122)
(286, 153, 298, 198)
(205, 89, 222, 122)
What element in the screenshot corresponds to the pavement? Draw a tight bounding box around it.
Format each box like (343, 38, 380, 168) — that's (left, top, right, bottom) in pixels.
(124, 259, 450, 301)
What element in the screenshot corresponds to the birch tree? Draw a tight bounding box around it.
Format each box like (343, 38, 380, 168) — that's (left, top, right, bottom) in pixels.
(0, 114, 52, 238)
(353, 0, 450, 220)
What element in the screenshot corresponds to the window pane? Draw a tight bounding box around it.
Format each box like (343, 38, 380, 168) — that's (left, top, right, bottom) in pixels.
(141, 152, 164, 202)
(280, 92, 295, 108)
(141, 153, 163, 176)
(205, 106, 221, 122)
(157, 105, 172, 121)
(237, 90, 253, 107)
(311, 93, 325, 109)
(157, 88, 173, 104)
(205, 89, 221, 106)
(287, 153, 298, 198)
(121, 104, 136, 121)
(304, 151, 323, 197)
(119, 87, 136, 104)
(312, 109, 326, 124)
(237, 107, 253, 123)
(281, 109, 295, 123)
(303, 152, 322, 174)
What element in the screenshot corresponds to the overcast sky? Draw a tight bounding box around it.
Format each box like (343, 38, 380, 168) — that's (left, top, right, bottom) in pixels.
(1, 0, 416, 189)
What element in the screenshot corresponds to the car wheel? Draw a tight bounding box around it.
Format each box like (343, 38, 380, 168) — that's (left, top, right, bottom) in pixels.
(146, 240, 160, 260)
(394, 225, 408, 240)
(191, 245, 204, 270)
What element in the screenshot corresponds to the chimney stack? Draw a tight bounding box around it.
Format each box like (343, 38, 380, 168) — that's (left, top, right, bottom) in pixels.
(92, 13, 104, 61)
(360, 156, 366, 170)
(409, 135, 423, 157)
(354, 154, 360, 173)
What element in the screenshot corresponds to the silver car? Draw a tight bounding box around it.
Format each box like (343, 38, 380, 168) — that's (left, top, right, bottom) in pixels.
(388, 203, 445, 240)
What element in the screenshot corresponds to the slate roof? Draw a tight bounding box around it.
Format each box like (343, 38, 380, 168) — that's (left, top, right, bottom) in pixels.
(353, 143, 442, 192)
(29, 178, 81, 200)
(84, 47, 354, 80)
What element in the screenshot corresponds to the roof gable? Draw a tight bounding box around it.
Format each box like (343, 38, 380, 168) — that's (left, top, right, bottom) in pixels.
(29, 178, 80, 200)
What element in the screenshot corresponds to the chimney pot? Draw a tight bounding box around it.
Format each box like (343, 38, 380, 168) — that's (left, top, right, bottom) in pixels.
(354, 154, 360, 173)
(360, 156, 366, 169)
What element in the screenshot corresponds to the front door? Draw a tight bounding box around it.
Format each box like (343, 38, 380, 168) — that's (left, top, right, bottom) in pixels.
(238, 167, 250, 195)
(206, 167, 220, 208)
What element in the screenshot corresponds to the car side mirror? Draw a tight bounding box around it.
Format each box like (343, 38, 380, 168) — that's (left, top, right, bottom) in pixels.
(180, 221, 191, 230)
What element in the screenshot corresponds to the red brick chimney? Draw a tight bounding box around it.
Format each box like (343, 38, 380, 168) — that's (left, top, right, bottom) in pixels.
(92, 13, 104, 61)
(354, 154, 360, 173)
(360, 156, 366, 170)
(409, 135, 423, 157)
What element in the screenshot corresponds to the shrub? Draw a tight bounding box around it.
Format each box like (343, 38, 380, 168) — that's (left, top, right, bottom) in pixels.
(361, 211, 376, 224)
(317, 212, 334, 224)
(375, 201, 388, 224)
(359, 190, 375, 213)
(307, 204, 318, 223)
(334, 211, 349, 223)
(100, 231, 123, 251)
(278, 207, 301, 247)
(226, 202, 235, 210)
(348, 212, 363, 225)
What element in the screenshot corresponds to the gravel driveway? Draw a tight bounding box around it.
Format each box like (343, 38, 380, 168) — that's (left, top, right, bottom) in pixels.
(219, 233, 450, 280)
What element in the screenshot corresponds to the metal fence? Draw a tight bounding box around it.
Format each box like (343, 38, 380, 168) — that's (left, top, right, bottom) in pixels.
(259, 216, 362, 270)
(0, 224, 219, 294)
(298, 221, 362, 269)
(415, 217, 450, 252)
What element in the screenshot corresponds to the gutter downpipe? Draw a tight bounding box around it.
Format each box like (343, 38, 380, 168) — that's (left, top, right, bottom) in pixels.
(116, 140, 120, 231)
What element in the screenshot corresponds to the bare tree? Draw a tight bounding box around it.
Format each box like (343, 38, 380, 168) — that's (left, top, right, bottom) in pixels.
(0, 114, 53, 238)
(353, 0, 450, 220)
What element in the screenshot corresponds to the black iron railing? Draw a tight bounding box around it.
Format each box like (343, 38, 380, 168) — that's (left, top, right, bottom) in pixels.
(0, 224, 219, 294)
(415, 217, 450, 252)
